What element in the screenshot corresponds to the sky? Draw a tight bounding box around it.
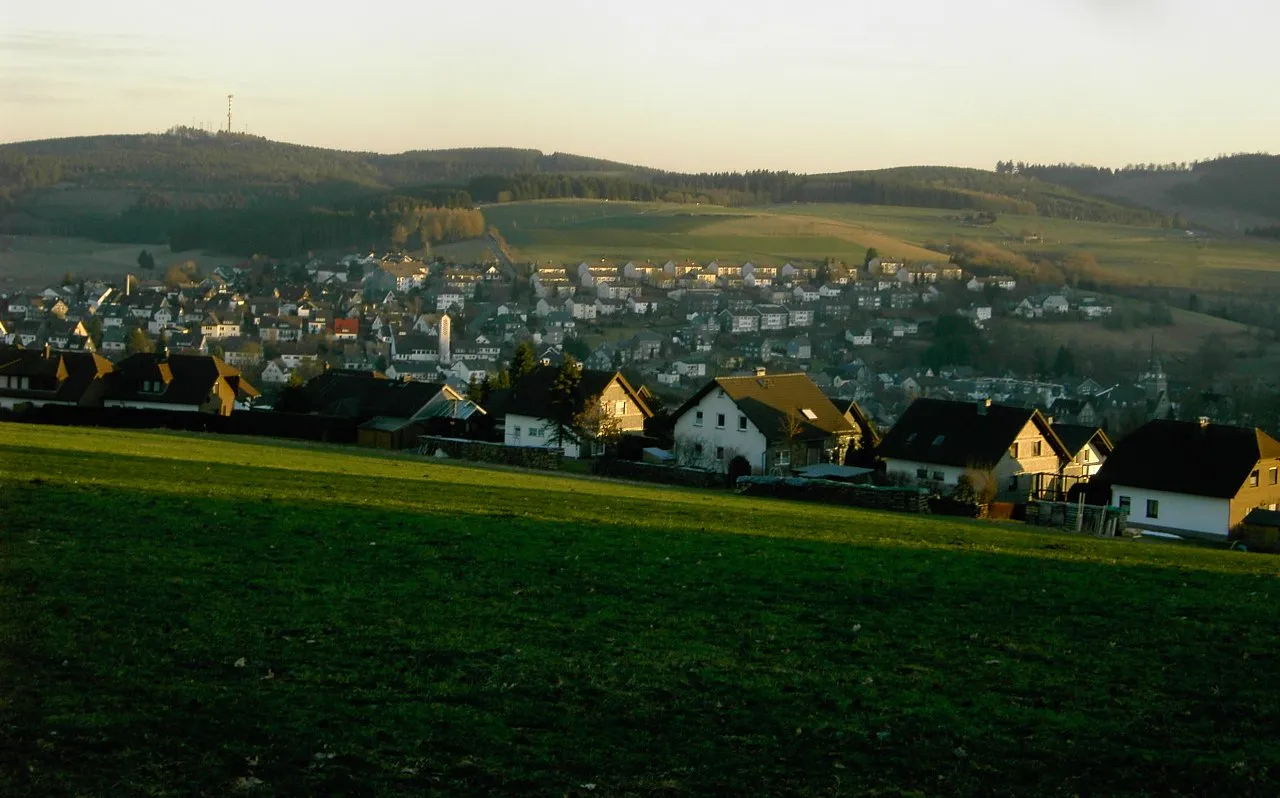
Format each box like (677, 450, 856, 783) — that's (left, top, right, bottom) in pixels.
(1, 0, 1276, 173)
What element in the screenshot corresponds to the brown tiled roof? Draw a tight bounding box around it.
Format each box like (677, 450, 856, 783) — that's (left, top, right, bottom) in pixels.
(675, 372, 855, 443)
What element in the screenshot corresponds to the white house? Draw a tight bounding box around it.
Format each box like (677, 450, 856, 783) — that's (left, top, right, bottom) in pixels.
(494, 365, 652, 458)
(1098, 419, 1280, 540)
(670, 370, 872, 476)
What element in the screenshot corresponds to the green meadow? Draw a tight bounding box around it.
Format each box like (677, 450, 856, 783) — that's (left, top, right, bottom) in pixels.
(480, 199, 1280, 290)
(3, 423, 1280, 795)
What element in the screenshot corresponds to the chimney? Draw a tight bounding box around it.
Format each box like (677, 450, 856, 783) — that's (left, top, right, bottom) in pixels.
(977, 398, 991, 416)
(755, 367, 767, 377)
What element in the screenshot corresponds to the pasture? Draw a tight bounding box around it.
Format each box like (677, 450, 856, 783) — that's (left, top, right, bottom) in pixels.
(3, 423, 1280, 796)
(480, 199, 1280, 291)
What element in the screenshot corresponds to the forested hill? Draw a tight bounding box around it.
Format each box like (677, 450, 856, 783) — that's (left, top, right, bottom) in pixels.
(1004, 154, 1280, 227)
(0, 129, 647, 201)
(0, 130, 1179, 256)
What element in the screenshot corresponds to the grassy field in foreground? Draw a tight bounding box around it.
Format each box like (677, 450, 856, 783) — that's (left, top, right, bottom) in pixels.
(3, 424, 1280, 796)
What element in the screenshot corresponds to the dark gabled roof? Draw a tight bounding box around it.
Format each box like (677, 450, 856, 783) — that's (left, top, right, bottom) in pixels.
(302, 370, 454, 421)
(488, 365, 651, 422)
(876, 398, 1068, 469)
(106, 353, 258, 405)
(1095, 419, 1280, 499)
(0, 346, 114, 405)
(674, 372, 856, 443)
(1051, 423, 1113, 458)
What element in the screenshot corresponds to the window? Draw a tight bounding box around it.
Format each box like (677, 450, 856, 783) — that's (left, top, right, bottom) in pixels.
(1146, 499, 1159, 519)
(694, 410, 704, 427)
(1010, 442, 1019, 458)
(1082, 448, 1091, 462)
(694, 443, 704, 456)
(1118, 496, 1131, 514)
(1032, 441, 1043, 457)
(716, 413, 726, 429)
(916, 468, 929, 479)
(801, 408, 818, 421)
(529, 427, 543, 438)
(1249, 470, 1260, 487)
(1271, 467, 1278, 486)
(738, 415, 748, 431)
(1008, 475, 1019, 491)
(776, 450, 790, 465)
(614, 401, 626, 415)
(513, 426, 522, 439)
(931, 471, 944, 482)
(716, 447, 724, 460)
(932, 435, 946, 446)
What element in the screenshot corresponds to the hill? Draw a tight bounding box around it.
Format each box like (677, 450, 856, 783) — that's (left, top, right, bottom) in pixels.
(1010, 155, 1280, 229)
(4, 423, 1280, 795)
(0, 132, 1180, 259)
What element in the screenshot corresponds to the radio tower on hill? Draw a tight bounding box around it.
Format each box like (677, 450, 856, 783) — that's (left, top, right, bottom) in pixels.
(226, 94, 234, 134)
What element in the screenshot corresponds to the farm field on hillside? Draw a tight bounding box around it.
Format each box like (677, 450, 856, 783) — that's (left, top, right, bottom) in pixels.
(778, 204, 1280, 290)
(0, 236, 222, 290)
(482, 199, 1280, 291)
(482, 200, 938, 266)
(3, 424, 1280, 796)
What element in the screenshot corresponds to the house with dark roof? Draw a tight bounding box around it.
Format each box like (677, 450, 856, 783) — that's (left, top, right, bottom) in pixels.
(670, 370, 873, 476)
(1052, 423, 1113, 479)
(104, 352, 259, 415)
(301, 370, 476, 426)
(876, 398, 1069, 500)
(0, 345, 115, 409)
(488, 364, 652, 458)
(1095, 419, 1280, 539)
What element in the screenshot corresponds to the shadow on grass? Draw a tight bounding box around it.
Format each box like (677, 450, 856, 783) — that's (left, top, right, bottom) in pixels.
(3, 478, 1280, 797)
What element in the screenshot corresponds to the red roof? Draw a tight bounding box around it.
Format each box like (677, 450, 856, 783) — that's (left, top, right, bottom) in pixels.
(332, 319, 360, 334)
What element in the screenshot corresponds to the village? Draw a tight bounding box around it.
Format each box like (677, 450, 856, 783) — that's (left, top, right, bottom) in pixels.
(2, 249, 1278, 545)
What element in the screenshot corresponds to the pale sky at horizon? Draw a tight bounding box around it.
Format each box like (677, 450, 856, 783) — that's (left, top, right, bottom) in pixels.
(1, 0, 1276, 174)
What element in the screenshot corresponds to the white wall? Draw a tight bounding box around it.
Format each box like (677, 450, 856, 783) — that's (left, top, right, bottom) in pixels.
(672, 389, 769, 473)
(504, 412, 581, 458)
(1110, 484, 1231, 539)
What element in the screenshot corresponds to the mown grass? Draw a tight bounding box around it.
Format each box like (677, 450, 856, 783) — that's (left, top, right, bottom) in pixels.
(3, 424, 1280, 796)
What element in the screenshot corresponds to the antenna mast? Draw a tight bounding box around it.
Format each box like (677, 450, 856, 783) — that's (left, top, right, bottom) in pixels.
(226, 94, 234, 134)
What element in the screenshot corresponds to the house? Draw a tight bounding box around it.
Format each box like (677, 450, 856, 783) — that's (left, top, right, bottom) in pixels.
(670, 370, 873, 477)
(876, 398, 1069, 500)
(719, 308, 760, 334)
(260, 357, 294, 385)
(1095, 419, 1280, 540)
(0, 345, 115, 409)
(488, 365, 652, 458)
(104, 352, 260, 415)
(756, 305, 789, 331)
(301, 370, 478, 429)
(1053, 423, 1113, 479)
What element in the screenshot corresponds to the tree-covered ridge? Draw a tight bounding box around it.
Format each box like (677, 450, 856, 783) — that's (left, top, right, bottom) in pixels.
(999, 154, 1280, 223)
(465, 166, 1168, 225)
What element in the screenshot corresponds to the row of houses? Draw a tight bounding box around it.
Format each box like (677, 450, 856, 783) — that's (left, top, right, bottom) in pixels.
(5, 336, 1276, 541)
